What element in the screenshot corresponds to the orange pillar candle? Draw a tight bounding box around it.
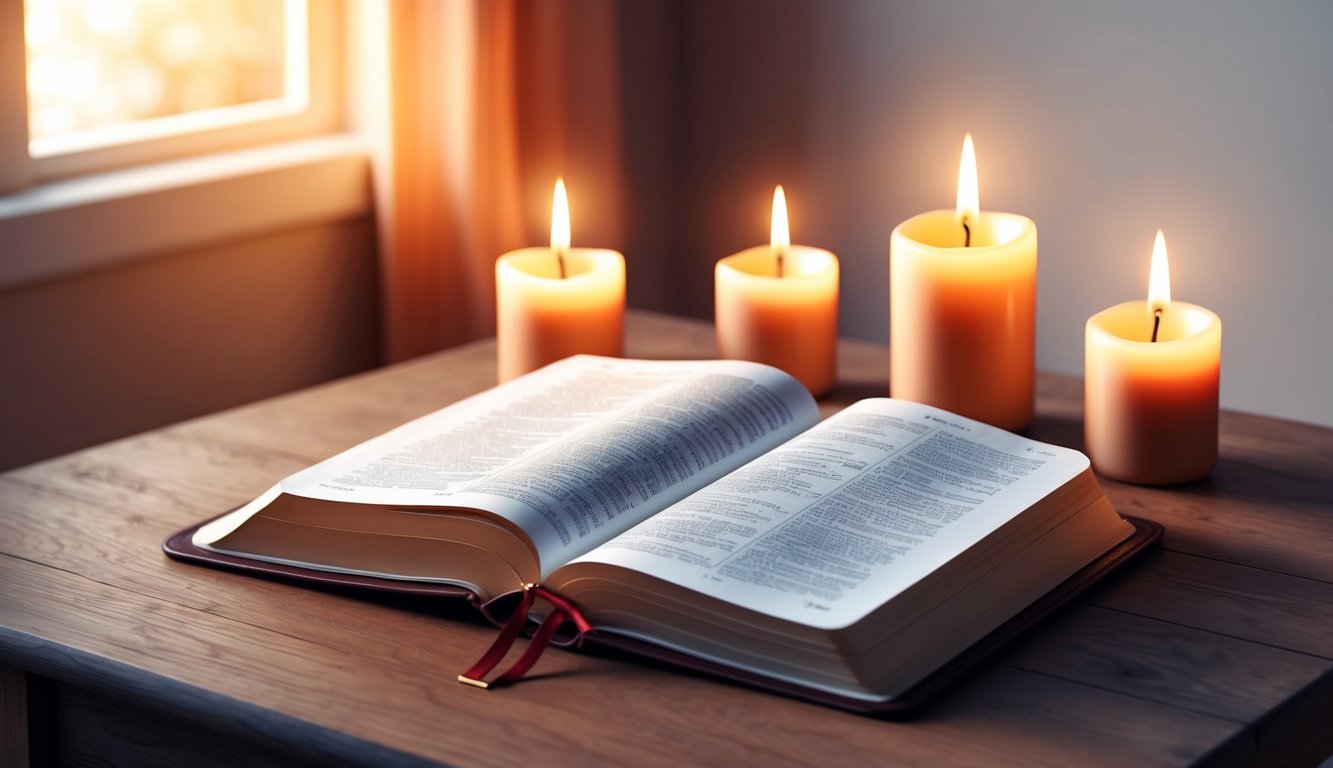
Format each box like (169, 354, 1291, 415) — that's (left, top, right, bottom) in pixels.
(496, 178, 625, 382)
(889, 134, 1036, 431)
(716, 185, 839, 396)
(1085, 231, 1221, 484)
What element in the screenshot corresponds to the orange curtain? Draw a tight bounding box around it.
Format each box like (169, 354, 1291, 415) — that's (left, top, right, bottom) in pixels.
(371, 0, 624, 364)
(372, 0, 521, 363)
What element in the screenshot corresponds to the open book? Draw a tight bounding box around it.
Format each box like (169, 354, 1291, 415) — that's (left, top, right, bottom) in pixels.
(179, 356, 1145, 709)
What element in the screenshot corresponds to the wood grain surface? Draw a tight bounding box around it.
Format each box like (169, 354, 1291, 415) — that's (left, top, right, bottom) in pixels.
(1, 310, 1330, 767)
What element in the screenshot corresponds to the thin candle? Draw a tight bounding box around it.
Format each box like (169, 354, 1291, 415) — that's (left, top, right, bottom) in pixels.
(956, 133, 979, 248)
(771, 185, 789, 278)
(551, 178, 570, 280)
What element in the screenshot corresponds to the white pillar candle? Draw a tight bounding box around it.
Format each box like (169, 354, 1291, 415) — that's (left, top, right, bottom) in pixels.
(496, 179, 625, 382)
(1085, 231, 1221, 484)
(889, 134, 1036, 431)
(716, 186, 839, 396)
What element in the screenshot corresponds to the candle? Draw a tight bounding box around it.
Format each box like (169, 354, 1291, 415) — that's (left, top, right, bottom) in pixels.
(715, 185, 839, 395)
(496, 178, 625, 382)
(1085, 231, 1221, 484)
(889, 134, 1037, 431)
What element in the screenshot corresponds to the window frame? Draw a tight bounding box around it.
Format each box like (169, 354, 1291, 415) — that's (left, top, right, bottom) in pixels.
(0, 0, 372, 292)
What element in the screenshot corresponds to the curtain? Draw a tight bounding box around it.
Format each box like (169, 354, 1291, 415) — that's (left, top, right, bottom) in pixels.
(370, 0, 624, 364)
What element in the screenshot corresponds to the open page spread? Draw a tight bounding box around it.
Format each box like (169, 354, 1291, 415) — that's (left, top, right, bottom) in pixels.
(197, 356, 819, 573)
(566, 398, 1092, 629)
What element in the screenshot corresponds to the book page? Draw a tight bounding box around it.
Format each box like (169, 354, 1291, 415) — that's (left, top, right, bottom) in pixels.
(279, 356, 695, 502)
(267, 356, 817, 572)
(567, 398, 1091, 629)
(447, 361, 818, 572)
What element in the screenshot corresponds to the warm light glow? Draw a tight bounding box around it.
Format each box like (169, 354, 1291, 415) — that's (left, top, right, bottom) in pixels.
(1148, 230, 1171, 313)
(24, 0, 298, 149)
(956, 133, 980, 225)
(551, 177, 570, 251)
(770, 185, 790, 250)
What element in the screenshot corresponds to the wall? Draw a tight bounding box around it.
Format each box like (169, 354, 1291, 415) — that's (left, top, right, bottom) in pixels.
(620, 0, 1333, 427)
(4, 0, 1328, 474)
(0, 217, 379, 470)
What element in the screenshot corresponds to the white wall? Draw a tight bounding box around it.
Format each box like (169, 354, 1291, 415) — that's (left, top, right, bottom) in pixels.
(815, 0, 1333, 427)
(623, 0, 1333, 427)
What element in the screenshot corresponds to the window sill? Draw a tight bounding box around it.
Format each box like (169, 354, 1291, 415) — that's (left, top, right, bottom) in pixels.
(0, 134, 372, 291)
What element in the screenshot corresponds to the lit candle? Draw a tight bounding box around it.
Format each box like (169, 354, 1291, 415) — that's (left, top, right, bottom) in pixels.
(1085, 231, 1221, 484)
(715, 185, 839, 395)
(889, 134, 1037, 430)
(495, 178, 625, 382)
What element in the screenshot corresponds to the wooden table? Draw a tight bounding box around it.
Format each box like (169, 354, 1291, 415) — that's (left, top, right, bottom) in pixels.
(2, 310, 1331, 767)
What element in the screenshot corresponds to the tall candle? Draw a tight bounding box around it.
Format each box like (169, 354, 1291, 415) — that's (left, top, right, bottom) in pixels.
(716, 185, 839, 395)
(496, 178, 625, 382)
(889, 134, 1036, 431)
(1085, 231, 1220, 484)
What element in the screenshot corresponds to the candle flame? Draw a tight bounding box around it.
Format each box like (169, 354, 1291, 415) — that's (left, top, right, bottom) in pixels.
(770, 184, 790, 249)
(1148, 229, 1171, 313)
(551, 177, 570, 251)
(956, 133, 980, 226)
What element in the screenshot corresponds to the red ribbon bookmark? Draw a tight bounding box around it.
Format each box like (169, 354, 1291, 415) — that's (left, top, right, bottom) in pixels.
(458, 583, 594, 689)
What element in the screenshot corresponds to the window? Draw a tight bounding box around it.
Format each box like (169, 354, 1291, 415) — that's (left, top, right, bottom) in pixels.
(26, 0, 297, 151)
(0, 0, 368, 292)
(1, 0, 341, 188)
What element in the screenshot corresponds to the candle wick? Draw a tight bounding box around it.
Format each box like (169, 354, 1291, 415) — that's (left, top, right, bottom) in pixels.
(776, 248, 785, 279)
(1150, 308, 1162, 343)
(556, 248, 568, 280)
(962, 218, 972, 248)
